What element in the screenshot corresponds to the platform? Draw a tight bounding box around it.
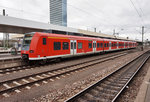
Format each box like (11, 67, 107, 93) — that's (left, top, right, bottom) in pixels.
(0, 50, 21, 54)
(0, 55, 21, 61)
(0, 53, 21, 58)
(145, 79, 150, 102)
(135, 65, 150, 102)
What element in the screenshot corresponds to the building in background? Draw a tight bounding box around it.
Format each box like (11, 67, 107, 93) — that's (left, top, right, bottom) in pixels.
(50, 0, 67, 26)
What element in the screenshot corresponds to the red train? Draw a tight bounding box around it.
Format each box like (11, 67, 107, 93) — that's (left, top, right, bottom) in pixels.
(21, 32, 137, 63)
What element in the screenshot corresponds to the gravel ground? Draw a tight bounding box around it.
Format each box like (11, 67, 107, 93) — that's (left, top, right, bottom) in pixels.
(31, 50, 147, 102)
(115, 53, 150, 102)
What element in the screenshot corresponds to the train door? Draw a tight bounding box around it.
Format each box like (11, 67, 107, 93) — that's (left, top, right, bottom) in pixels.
(109, 42, 111, 50)
(93, 41, 96, 52)
(40, 37, 48, 56)
(70, 40, 77, 55)
(124, 42, 125, 48)
(117, 42, 119, 49)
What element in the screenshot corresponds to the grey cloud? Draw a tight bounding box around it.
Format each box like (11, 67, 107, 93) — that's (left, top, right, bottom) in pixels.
(0, 0, 150, 41)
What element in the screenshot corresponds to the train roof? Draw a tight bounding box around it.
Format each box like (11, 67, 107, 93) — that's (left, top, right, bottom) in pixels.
(35, 32, 104, 41)
(33, 32, 135, 43)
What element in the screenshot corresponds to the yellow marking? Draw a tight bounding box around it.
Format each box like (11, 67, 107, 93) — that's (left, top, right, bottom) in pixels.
(48, 37, 68, 39)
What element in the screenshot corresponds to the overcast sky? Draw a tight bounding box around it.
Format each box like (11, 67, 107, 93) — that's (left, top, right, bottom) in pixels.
(0, 0, 150, 41)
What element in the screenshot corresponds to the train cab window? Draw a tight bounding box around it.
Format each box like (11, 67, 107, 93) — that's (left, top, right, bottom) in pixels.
(43, 38, 46, 45)
(97, 43, 100, 48)
(88, 43, 92, 48)
(63, 42, 69, 50)
(78, 42, 82, 49)
(54, 42, 61, 50)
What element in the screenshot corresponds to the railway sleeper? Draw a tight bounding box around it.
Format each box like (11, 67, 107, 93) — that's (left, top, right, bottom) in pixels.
(119, 78, 129, 82)
(98, 89, 117, 95)
(95, 86, 118, 93)
(117, 79, 127, 83)
(76, 98, 89, 102)
(93, 96, 112, 102)
(109, 78, 127, 84)
(83, 93, 95, 100)
(96, 91, 115, 99)
(99, 88, 118, 94)
(100, 84, 121, 91)
(100, 82, 122, 88)
(108, 83, 124, 88)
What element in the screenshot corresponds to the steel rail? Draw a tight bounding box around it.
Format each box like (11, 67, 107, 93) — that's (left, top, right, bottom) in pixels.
(65, 51, 150, 102)
(0, 52, 127, 75)
(0, 53, 127, 95)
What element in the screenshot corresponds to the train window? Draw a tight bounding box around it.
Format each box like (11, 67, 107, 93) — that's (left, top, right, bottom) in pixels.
(54, 42, 61, 50)
(97, 43, 100, 48)
(104, 43, 106, 47)
(93, 43, 96, 48)
(93, 43, 94, 48)
(71, 42, 73, 49)
(78, 42, 82, 49)
(107, 43, 109, 47)
(88, 43, 92, 48)
(43, 38, 46, 45)
(63, 42, 69, 50)
(101, 43, 103, 48)
(74, 42, 76, 49)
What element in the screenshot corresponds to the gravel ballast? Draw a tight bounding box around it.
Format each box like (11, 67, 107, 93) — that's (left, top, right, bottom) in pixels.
(31, 50, 147, 102)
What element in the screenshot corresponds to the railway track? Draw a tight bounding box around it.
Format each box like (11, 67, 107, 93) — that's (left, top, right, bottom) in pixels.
(0, 52, 128, 97)
(65, 51, 150, 102)
(0, 51, 128, 75)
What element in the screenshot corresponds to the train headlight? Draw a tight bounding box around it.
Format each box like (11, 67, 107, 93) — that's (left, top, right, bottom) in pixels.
(29, 50, 34, 53)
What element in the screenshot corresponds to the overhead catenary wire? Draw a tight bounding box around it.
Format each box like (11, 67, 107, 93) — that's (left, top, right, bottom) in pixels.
(74, 0, 145, 34)
(63, 1, 120, 33)
(75, 0, 118, 28)
(0, 0, 149, 38)
(129, 0, 145, 25)
(84, 0, 124, 29)
(135, 0, 145, 16)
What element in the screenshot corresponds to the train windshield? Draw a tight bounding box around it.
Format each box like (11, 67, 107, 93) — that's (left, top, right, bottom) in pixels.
(22, 33, 34, 50)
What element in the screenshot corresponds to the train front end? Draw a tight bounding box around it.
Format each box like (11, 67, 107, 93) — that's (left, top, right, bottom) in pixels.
(21, 33, 34, 61)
